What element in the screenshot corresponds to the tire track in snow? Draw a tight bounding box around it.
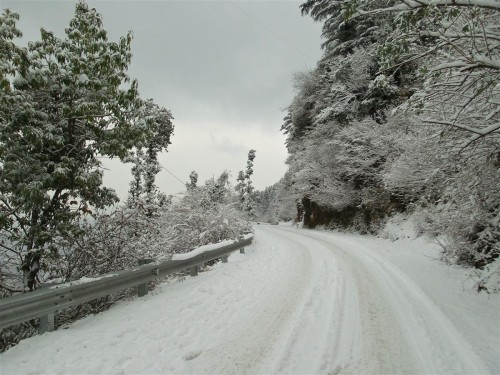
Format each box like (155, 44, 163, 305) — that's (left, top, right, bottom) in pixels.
(276, 226, 490, 374)
(191, 225, 357, 374)
(187, 226, 316, 374)
(258, 226, 357, 374)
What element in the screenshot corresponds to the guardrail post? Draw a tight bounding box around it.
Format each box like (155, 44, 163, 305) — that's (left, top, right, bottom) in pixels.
(238, 235, 246, 254)
(190, 266, 198, 277)
(39, 282, 55, 334)
(40, 312, 55, 334)
(138, 258, 155, 297)
(222, 255, 229, 263)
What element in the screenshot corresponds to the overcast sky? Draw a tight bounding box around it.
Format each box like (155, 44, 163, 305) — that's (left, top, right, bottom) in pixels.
(2, 0, 322, 200)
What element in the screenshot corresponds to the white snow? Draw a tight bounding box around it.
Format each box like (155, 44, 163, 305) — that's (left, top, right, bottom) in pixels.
(77, 73, 89, 84)
(1, 226, 499, 374)
(380, 212, 419, 241)
(171, 233, 253, 261)
(49, 273, 118, 289)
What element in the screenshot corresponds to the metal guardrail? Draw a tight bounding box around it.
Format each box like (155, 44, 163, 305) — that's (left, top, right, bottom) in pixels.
(0, 236, 252, 333)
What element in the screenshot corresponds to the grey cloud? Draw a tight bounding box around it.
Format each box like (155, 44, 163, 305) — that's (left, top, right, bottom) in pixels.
(3, 0, 322, 196)
(210, 133, 248, 157)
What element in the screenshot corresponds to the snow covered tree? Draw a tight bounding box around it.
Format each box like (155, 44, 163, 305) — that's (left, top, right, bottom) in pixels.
(345, 0, 500, 150)
(281, 69, 325, 151)
(0, 10, 22, 91)
(0, 2, 173, 292)
(186, 171, 198, 191)
(280, 0, 408, 230)
(127, 100, 173, 209)
(300, 0, 384, 55)
(141, 100, 173, 202)
(250, 181, 296, 224)
(185, 171, 231, 210)
(211, 171, 230, 205)
(245, 150, 256, 194)
(235, 150, 256, 218)
(128, 149, 145, 205)
(235, 170, 246, 203)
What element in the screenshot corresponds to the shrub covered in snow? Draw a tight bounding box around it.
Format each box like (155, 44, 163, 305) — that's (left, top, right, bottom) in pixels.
(0, 176, 251, 351)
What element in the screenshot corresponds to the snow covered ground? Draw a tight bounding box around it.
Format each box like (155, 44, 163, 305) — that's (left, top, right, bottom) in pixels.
(1, 224, 499, 374)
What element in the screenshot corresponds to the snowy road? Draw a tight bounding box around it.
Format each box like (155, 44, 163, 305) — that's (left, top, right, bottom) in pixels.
(1, 225, 499, 374)
(263, 227, 493, 374)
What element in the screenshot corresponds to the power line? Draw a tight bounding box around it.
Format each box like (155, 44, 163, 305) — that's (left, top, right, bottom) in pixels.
(158, 162, 186, 187)
(229, 1, 312, 63)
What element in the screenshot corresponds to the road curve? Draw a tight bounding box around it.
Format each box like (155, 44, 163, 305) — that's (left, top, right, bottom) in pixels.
(255, 225, 490, 374)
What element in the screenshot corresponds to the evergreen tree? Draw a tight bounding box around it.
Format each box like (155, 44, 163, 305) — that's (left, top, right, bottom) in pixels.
(245, 150, 256, 195)
(235, 150, 256, 218)
(235, 170, 246, 203)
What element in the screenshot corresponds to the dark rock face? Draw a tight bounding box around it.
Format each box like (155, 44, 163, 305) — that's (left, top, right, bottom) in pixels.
(297, 194, 408, 234)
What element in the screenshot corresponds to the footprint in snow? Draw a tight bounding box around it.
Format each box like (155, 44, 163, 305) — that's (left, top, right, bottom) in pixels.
(183, 350, 203, 361)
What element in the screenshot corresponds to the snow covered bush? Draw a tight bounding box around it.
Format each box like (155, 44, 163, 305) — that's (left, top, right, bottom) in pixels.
(470, 259, 500, 294)
(414, 157, 500, 268)
(163, 181, 252, 255)
(47, 181, 251, 284)
(285, 113, 412, 232)
(30, 172, 251, 285)
(382, 121, 453, 203)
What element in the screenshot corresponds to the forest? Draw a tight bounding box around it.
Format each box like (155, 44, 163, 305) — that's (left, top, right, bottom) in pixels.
(256, 0, 499, 283)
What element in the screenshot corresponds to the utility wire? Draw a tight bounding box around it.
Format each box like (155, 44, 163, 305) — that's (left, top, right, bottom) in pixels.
(132, 3, 314, 190)
(158, 162, 186, 187)
(229, 1, 312, 63)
